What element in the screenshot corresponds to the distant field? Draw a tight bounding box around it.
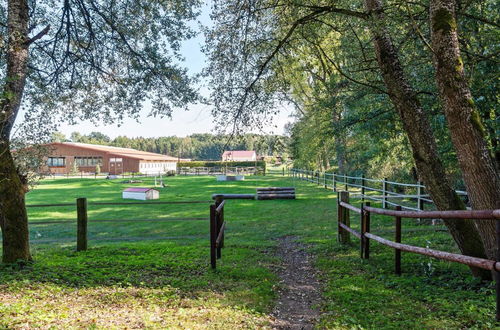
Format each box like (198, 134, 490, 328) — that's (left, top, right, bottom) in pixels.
(0, 173, 497, 328)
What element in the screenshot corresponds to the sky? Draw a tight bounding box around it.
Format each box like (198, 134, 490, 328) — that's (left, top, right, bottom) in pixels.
(51, 1, 294, 139)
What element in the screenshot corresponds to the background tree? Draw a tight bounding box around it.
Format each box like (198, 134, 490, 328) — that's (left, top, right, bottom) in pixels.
(0, 0, 201, 263)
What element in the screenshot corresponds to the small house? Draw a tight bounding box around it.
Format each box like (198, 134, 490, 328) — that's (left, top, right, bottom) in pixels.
(221, 150, 257, 162)
(122, 187, 160, 200)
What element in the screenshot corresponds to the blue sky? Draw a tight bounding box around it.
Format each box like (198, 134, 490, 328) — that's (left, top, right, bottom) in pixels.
(52, 1, 293, 139)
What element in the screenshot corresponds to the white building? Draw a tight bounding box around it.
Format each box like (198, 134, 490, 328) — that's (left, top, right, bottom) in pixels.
(122, 188, 160, 200)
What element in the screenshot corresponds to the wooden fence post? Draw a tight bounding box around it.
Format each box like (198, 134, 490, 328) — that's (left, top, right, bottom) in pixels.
(210, 204, 217, 269)
(344, 174, 348, 191)
(333, 173, 336, 192)
(383, 178, 388, 209)
(76, 198, 88, 251)
(324, 172, 327, 189)
(339, 191, 350, 243)
(395, 206, 402, 275)
(364, 202, 370, 259)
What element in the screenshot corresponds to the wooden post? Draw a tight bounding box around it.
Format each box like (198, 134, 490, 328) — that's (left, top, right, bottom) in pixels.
(317, 171, 320, 185)
(282, 168, 285, 176)
(76, 198, 88, 251)
(383, 178, 388, 209)
(361, 175, 366, 204)
(395, 206, 402, 275)
(344, 174, 348, 191)
(333, 173, 336, 192)
(324, 172, 327, 189)
(364, 202, 370, 259)
(339, 191, 350, 243)
(210, 204, 217, 269)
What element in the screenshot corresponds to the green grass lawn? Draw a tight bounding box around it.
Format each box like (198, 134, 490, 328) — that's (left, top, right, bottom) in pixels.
(0, 174, 497, 328)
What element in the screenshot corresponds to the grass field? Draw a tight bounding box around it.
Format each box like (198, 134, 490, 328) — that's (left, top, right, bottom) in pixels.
(0, 173, 497, 328)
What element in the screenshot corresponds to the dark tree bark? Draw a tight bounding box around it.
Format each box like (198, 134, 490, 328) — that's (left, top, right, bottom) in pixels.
(430, 0, 500, 259)
(364, 0, 489, 278)
(0, 0, 32, 263)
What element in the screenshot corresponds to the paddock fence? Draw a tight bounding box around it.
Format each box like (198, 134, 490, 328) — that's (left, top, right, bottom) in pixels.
(178, 166, 265, 176)
(336, 190, 500, 321)
(289, 168, 468, 213)
(18, 199, 229, 269)
(210, 198, 227, 269)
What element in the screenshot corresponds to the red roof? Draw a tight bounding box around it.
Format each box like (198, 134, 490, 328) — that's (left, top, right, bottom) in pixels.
(49, 142, 178, 161)
(222, 150, 256, 158)
(123, 188, 157, 193)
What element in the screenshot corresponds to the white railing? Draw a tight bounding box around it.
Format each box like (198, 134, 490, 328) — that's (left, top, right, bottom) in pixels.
(289, 168, 468, 212)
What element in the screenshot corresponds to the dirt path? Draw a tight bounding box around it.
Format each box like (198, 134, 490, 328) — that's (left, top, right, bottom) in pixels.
(271, 236, 322, 329)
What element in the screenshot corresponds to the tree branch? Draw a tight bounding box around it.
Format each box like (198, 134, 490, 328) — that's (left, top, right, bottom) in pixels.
(24, 25, 50, 46)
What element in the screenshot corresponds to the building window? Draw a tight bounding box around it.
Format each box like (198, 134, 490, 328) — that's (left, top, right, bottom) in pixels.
(110, 158, 123, 163)
(47, 157, 65, 167)
(75, 157, 103, 166)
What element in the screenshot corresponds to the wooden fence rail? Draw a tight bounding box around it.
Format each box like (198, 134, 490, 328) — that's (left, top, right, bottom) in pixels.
(336, 190, 500, 321)
(24, 199, 213, 262)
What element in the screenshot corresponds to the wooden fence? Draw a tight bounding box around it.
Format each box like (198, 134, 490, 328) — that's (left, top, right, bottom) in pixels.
(336, 191, 500, 321)
(290, 168, 468, 212)
(210, 198, 227, 269)
(25, 199, 227, 268)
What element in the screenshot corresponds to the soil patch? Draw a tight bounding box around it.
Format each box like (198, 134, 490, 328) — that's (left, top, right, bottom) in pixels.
(271, 236, 322, 329)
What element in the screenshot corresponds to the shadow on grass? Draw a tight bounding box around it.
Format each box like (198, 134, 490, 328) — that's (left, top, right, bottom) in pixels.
(0, 240, 277, 314)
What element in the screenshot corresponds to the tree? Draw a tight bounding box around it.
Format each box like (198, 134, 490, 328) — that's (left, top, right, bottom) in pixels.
(0, 0, 201, 263)
(70, 161, 79, 175)
(50, 132, 67, 143)
(205, 0, 498, 278)
(429, 0, 500, 258)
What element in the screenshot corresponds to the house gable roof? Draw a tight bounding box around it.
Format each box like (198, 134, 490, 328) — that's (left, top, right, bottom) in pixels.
(222, 150, 256, 158)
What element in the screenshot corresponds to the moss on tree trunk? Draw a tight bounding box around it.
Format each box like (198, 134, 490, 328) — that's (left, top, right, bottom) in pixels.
(0, 145, 31, 263)
(364, 0, 490, 279)
(430, 0, 500, 260)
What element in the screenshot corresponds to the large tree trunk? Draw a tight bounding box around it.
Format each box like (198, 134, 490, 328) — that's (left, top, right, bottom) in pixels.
(364, 0, 489, 278)
(0, 147, 31, 263)
(430, 0, 500, 259)
(0, 0, 31, 263)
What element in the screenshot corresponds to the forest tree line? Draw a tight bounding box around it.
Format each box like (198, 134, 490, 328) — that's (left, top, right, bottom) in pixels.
(51, 131, 290, 161)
